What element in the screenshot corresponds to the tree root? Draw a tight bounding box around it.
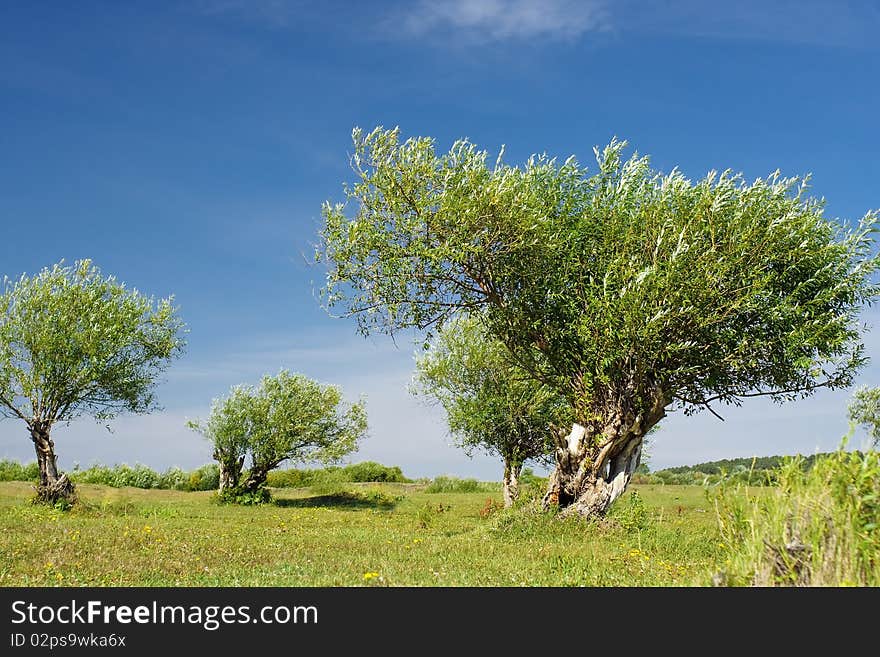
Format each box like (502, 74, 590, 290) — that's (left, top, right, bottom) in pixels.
(33, 474, 77, 506)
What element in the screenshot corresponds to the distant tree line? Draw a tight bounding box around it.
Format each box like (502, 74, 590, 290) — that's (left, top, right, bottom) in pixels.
(638, 452, 854, 486)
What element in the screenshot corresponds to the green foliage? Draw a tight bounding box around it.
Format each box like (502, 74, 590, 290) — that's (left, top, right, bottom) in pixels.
(412, 313, 568, 475)
(189, 370, 368, 499)
(307, 469, 348, 496)
(263, 462, 411, 488)
(0, 259, 185, 425)
(340, 461, 408, 483)
(518, 467, 546, 488)
(318, 126, 878, 428)
(711, 447, 880, 586)
(186, 464, 220, 491)
(416, 501, 450, 528)
(157, 467, 189, 491)
(0, 459, 39, 482)
(266, 468, 322, 488)
(608, 490, 652, 533)
(217, 487, 270, 506)
(424, 475, 497, 494)
(0, 460, 220, 492)
(76, 464, 160, 489)
(644, 453, 848, 486)
(848, 385, 880, 447)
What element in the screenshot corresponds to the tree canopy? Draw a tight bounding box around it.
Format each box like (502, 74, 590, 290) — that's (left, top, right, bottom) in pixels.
(0, 259, 186, 502)
(318, 126, 879, 516)
(189, 370, 367, 501)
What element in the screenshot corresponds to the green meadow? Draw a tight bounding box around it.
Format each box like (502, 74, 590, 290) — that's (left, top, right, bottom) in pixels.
(0, 481, 728, 587)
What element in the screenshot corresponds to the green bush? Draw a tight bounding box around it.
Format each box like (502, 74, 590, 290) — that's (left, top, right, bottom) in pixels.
(0, 459, 221, 491)
(266, 468, 320, 488)
(342, 461, 408, 483)
(266, 462, 409, 488)
(424, 475, 498, 493)
(157, 467, 189, 491)
(711, 446, 880, 586)
(0, 459, 39, 482)
(608, 490, 652, 533)
(72, 463, 160, 489)
(308, 469, 348, 496)
(519, 467, 547, 488)
(217, 486, 270, 505)
(187, 464, 220, 491)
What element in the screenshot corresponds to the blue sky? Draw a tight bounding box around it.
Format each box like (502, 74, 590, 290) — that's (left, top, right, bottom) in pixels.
(1, 0, 879, 479)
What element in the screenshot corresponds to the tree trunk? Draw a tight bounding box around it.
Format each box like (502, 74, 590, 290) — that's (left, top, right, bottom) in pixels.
(30, 423, 75, 505)
(502, 460, 522, 508)
(239, 467, 270, 495)
(216, 453, 244, 495)
(543, 395, 665, 518)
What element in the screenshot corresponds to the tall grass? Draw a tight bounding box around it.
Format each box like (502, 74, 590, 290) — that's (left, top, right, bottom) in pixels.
(710, 447, 879, 586)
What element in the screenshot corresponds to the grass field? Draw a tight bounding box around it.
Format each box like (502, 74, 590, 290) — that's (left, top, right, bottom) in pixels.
(0, 481, 729, 586)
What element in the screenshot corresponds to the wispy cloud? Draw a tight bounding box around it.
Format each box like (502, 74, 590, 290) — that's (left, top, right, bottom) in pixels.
(396, 0, 609, 43)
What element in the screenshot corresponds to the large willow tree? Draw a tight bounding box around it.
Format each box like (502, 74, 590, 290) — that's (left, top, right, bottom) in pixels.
(318, 127, 879, 518)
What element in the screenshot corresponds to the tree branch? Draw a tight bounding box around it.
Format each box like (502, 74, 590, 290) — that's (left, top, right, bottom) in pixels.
(0, 393, 28, 422)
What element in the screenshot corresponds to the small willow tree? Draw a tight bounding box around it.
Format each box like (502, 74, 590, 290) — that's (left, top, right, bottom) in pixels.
(413, 313, 570, 506)
(0, 260, 185, 504)
(318, 126, 879, 518)
(188, 370, 367, 502)
(848, 385, 880, 448)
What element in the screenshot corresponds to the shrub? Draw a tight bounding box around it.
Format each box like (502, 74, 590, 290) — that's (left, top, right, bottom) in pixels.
(217, 487, 270, 505)
(266, 468, 321, 488)
(424, 476, 495, 493)
(266, 462, 409, 488)
(0, 459, 39, 482)
(519, 467, 547, 488)
(157, 467, 189, 491)
(342, 461, 408, 483)
(0, 459, 220, 491)
(608, 490, 652, 533)
(187, 464, 220, 491)
(71, 463, 159, 489)
(308, 469, 348, 496)
(711, 446, 880, 586)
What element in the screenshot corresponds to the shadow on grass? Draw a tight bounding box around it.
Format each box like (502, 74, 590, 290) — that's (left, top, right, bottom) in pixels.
(274, 491, 399, 510)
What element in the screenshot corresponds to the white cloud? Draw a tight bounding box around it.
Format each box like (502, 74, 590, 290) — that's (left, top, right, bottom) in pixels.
(400, 0, 609, 43)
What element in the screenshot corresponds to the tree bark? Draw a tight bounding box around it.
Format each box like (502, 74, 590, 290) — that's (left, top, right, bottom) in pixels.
(216, 452, 244, 495)
(543, 393, 665, 518)
(239, 466, 270, 495)
(502, 460, 522, 508)
(30, 422, 75, 504)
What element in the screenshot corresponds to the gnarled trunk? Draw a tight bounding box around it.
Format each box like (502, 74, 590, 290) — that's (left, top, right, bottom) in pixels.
(239, 466, 270, 495)
(30, 422, 75, 504)
(216, 451, 244, 495)
(502, 460, 522, 508)
(543, 394, 665, 518)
